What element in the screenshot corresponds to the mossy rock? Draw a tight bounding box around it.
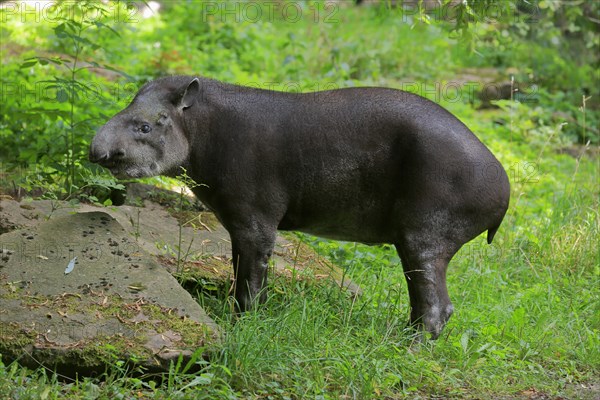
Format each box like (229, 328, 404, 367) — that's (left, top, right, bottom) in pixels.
(0, 212, 219, 377)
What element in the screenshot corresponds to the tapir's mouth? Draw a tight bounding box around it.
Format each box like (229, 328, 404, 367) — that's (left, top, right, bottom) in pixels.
(111, 168, 132, 179)
(97, 160, 135, 179)
(106, 162, 159, 179)
(110, 166, 140, 179)
(98, 163, 127, 179)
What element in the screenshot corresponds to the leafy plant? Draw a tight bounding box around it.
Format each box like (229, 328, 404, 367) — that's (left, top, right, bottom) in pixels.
(5, 1, 131, 197)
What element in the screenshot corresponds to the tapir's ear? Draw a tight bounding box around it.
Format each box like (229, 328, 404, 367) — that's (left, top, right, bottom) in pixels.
(180, 78, 200, 110)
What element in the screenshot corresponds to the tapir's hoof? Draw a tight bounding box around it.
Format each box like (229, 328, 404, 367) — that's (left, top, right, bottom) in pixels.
(410, 303, 454, 340)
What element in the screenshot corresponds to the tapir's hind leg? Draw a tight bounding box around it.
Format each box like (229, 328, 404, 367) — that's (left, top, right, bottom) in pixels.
(395, 237, 460, 339)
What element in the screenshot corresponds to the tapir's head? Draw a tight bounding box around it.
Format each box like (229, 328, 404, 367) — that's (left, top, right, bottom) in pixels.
(89, 77, 200, 179)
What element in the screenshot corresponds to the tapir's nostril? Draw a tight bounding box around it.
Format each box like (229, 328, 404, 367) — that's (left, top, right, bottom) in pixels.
(89, 147, 126, 164)
(89, 149, 109, 163)
(112, 148, 126, 159)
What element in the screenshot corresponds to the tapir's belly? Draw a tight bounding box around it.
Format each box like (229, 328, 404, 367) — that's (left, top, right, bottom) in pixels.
(278, 220, 393, 244)
(277, 186, 398, 244)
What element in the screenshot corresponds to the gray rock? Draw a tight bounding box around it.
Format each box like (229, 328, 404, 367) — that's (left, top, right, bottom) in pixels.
(0, 211, 219, 376)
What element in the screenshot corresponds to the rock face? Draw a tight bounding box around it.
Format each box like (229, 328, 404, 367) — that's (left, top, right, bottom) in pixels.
(0, 194, 359, 376)
(0, 211, 219, 376)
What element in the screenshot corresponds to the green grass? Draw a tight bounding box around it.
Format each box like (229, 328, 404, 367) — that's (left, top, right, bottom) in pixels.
(1, 1, 599, 398)
(1, 168, 598, 397)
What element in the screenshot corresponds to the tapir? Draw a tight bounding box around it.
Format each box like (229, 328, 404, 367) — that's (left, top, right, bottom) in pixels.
(89, 76, 510, 339)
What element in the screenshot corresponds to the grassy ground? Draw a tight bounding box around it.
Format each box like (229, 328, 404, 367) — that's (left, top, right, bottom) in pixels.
(1, 168, 598, 399)
(1, 1, 598, 398)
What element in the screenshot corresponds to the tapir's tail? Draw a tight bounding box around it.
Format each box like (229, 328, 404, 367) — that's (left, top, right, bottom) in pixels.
(487, 168, 510, 244)
(487, 224, 501, 244)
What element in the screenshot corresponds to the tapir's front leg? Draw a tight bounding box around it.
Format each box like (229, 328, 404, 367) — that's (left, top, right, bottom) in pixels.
(229, 223, 277, 311)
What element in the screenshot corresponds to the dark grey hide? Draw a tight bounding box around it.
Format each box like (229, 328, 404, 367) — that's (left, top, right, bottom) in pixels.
(90, 76, 510, 339)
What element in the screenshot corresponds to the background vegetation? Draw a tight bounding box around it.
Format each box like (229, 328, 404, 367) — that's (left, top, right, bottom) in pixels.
(0, 0, 598, 398)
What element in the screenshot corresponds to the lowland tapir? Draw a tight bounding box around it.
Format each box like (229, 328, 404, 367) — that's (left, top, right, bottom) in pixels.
(89, 76, 510, 339)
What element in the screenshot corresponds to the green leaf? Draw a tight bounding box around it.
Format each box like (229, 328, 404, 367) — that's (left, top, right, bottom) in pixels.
(100, 64, 134, 80)
(460, 331, 470, 353)
(54, 23, 66, 36)
(56, 88, 69, 103)
(20, 60, 38, 69)
(93, 20, 121, 37)
(19, 108, 71, 120)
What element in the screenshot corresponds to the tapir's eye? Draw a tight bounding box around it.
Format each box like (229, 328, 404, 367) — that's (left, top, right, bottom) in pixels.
(140, 124, 152, 133)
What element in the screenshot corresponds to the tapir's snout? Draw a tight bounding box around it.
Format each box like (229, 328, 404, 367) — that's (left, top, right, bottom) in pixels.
(89, 145, 126, 166)
(89, 125, 126, 167)
(88, 144, 109, 164)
